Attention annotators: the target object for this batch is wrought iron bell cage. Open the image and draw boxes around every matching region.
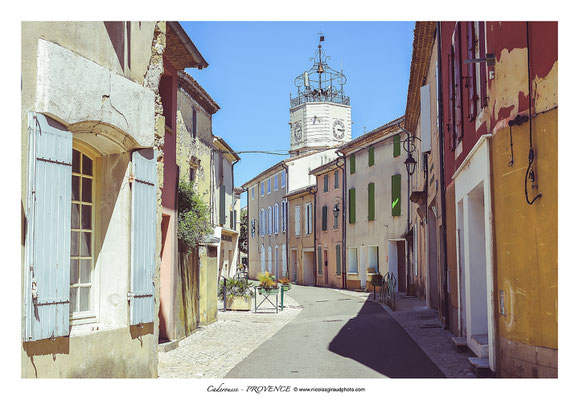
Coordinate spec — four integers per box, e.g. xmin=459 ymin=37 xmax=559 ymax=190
xmin=291 ymin=35 xmax=350 ymax=108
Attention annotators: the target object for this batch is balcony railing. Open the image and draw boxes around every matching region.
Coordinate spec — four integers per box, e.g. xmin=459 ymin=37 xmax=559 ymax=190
xmin=290 ymin=93 xmax=350 ymax=108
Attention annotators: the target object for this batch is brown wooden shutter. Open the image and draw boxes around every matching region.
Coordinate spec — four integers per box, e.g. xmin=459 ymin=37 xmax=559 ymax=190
xmin=454 ymin=22 xmax=463 ymax=140
xmin=478 ymin=21 xmax=488 ymax=108
xmin=448 ymin=48 xmax=456 ymax=150
xmin=466 ymin=21 xmax=477 ymax=120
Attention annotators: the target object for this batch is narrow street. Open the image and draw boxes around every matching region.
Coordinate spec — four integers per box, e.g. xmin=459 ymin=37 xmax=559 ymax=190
xmin=226 ymin=285 xmax=443 ymax=378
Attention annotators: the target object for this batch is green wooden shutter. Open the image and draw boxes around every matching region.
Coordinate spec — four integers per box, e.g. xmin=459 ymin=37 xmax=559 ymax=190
xmin=324 ymin=174 xmax=329 ymax=192
xmin=322 ymin=205 xmax=328 ymax=231
xmin=334 ymin=170 xmax=339 ymax=188
xmin=317 ymin=246 xmax=323 ymax=275
xmin=368 ymin=146 xmax=375 ymax=166
xmin=336 ymin=244 xmax=341 ymax=275
xmin=349 ymin=188 xmax=356 ymax=223
xmin=350 ymin=154 xmax=356 ymax=174
xmin=393 ymin=134 xmax=401 ymax=157
xmin=368 ymin=182 xmax=375 ymax=221
xmin=392 ymin=174 xmax=401 ymax=216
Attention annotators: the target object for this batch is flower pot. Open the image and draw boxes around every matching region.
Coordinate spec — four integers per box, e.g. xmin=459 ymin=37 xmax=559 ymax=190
xmin=226 ymin=296 xmax=252 ymax=311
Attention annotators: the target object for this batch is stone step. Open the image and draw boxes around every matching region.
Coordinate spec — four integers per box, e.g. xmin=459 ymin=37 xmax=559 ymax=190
xmin=158 ymin=340 xmax=179 ymax=353
xmin=468 ymin=357 xmax=494 ymax=378
xmin=472 ymin=334 xmax=489 ymax=346
xmin=451 ymin=336 xmax=468 ymax=352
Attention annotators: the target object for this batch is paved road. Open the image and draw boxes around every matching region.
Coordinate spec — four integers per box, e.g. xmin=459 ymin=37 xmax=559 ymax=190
xmin=226 ymin=285 xmax=444 ymax=378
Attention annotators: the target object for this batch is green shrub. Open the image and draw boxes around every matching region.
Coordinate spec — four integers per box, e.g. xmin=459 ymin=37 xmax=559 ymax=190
xmin=218 ymin=278 xmax=255 ymax=300
xmin=177 ymin=179 xmax=212 ymax=249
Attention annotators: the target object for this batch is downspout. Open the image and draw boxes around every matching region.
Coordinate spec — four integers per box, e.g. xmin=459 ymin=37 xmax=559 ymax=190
xmin=336 ymin=150 xmax=347 ymax=289
xmin=307 ymin=185 xmax=317 ymax=287
xmin=437 ymin=22 xmax=450 ymax=329
xmin=283 ymin=163 xmax=290 ymax=282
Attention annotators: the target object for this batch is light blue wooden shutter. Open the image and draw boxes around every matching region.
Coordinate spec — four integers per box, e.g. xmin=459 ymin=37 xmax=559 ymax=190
xmin=24 ymin=113 xmax=72 ymax=342
xmin=219 ymin=185 xmax=226 ymax=225
xmin=130 ymin=149 xmax=157 ymax=325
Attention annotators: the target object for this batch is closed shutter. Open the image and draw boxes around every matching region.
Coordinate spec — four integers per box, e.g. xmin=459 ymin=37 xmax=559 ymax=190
xmin=368 ymin=146 xmax=375 ymax=166
xmin=454 ymin=23 xmax=463 ymax=140
xmin=349 ymin=188 xmax=356 ymax=223
xmin=448 ymin=47 xmax=456 ymax=150
xmin=393 ymin=134 xmax=401 ymax=157
xmin=295 ymin=206 xmax=301 ymax=236
xmin=24 ymin=113 xmax=72 ymax=342
xmin=478 ymin=21 xmax=488 ymax=108
xmin=317 ymin=246 xmax=323 ymax=275
xmin=322 ymin=205 xmax=328 ymax=231
xmin=334 ymin=170 xmax=339 ymax=188
xmin=392 ymin=174 xmax=401 ymax=216
xmin=130 ymin=148 xmax=157 ymax=325
xmin=219 ymin=185 xmax=226 ymax=225
xmin=336 ymin=244 xmax=341 ymax=275
xmin=420 ymin=84 xmax=432 ymax=153
xmin=350 ymin=154 xmax=356 ymax=174
xmin=368 ymin=182 xmax=375 ymax=221
xmin=324 ymin=175 xmax=329 ymax=192
xmin=282 ymin=244 xmax=287 ymax=277
xmin=466 ymin=21 xmax=477 ymax=120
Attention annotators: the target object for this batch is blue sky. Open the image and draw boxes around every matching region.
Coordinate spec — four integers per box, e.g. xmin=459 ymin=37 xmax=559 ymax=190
xmin=182 ymin=21 xmax=415 ymax=208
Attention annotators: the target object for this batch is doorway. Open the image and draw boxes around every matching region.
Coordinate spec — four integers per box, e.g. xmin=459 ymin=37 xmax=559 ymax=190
xmin=427 ymin=206 xmax=439 ymax=310
xmin=291 ymin=249 xmax=298 ymax=282
xmin=303 ymin=250 xmax=315 ymax=286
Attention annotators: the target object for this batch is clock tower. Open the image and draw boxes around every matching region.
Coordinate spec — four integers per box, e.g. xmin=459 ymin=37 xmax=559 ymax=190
xmin=289 ymin=35 xmax=351 ymax=155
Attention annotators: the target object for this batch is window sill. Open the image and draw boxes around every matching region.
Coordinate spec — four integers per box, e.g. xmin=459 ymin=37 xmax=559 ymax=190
xmin=69 ymin=322 xmax=124 ymax=337
xmin=347 ymin=272 xmax=359 ymax=275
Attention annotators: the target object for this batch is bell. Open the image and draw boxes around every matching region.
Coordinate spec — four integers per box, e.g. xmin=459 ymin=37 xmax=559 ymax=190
xmin=317 ymin=64 xmax=324 ymax=74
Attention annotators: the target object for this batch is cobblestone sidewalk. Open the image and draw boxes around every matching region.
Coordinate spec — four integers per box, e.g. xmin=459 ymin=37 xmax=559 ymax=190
xmin=331 ymin=288 xmax=476 ymax=378
xmin=158 ymin=292 xmax=302 ymax=378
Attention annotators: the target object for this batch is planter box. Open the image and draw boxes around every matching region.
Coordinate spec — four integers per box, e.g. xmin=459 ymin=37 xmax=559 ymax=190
xmin=258 ymin=287 xmax=279 ymax=295
xmin=282 ymin=285 xmax=291 ymax=292
xmin=226 ymin=296 xmax=252 ymax=311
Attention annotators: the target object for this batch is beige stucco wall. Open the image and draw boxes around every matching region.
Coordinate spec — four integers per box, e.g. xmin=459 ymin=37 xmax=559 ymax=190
xmin=344 ymin=133 xmax=408 ymax=291
xmin=288 ymin=192 xmax=315 ymax=285
xmin=21 ymin=22 xmax=163 ymax=378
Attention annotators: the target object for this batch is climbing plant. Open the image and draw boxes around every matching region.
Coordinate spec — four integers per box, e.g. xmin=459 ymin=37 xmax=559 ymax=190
xmin=177 ymin=179 xmax=212 ymax=249
xmin=238 ymin=208 xmax=248 ymax=254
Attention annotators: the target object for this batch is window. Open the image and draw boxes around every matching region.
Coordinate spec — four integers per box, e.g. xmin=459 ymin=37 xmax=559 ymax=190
xmin=268 ymin=206 xmax=272 ymax=235
xmin=322 ymin=205 xmax=328 ymax=231
xmin=333 ymin=205 xmax=339 ymax=229
xmin=334 ymin=170 xmax=339 ymax=189
xmin=274 ymin=175 xmax=278 ymax=191
xmin=348 ymin=248 xmax=358 ymax=273
xmin=368 ymin=182 xmax=375 ymax=221
xmin=350 ymin=154 xmax=356 ymax=174
xmin=453 ymin=23 xmax=463 ymax=143
xmin=70 ymin=148 xmax=95 ymax=317
xmin=393 ymin=134 xmax=401 ymax=157
xmin=260 ymin=208 xmax=265 ymax=236
xmin=295 ymin=205 xmax=301 ymax=236
xmin=466 ymin=21 xmax=478 ymax=121
xmin=336 ymin=244 xmax=342 ymax=275
xmin=268 ymin=246 xmax=272 ymax=273
xmin=274 ymin=203 xmax=279 ymax=234
xmin=368 ymin=146 xmax=375 ymax=166
xmin=281 ymin=170 xmax=286 ymax=188
xmin=323 ymin=175 xmax=329 ymax=192
xmin=392 ymin=174 xmax=401 ymax=216
xmin=267 ymin=178 xmax=271 ymax=194
xmin=317 ymin=246 xmax=323 ymax=275
xmin=189 ymin=167 xmax=196 ymax=182
xmin=261 ymin=182 xmax=264 ymax=197
xmin=261 ymin=244 xmax=266 ymax=272
xmin=251 ymin=219 xmax=255 ymax=238
xmin=192 ymin=106 xmax=197 ymax=138
xmin=281 ymin=200 xmax=287 ymax=232
xmin=305 ymin=203 xmax=312 ymax=235
xmin=368 ymin=246 xmax=379 ymax=273
xmin=349 ymin=188 xmax=356 ymax=223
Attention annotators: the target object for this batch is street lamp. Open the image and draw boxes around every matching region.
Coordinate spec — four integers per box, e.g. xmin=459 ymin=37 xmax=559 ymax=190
xmin=398 ymin=123 xmax=421 ymax=177
xmin=404 ymin=154 xmax=418 ymax=176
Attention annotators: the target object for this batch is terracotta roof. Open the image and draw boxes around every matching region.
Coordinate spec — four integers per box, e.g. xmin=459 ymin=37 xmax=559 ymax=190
xmin=404 ymin=22 xmax=437 ymax=135
xmin=213 ymin=136 xmax=240 ymax=162
xmin=309 ymin=158 xmax=344 ymax=176
xmin=165 ymin=22 xmax=208 ymax=70
xmin=241 ymin=148 xmax=330 ymax=189
xmin=178 ymin=71 xmax=220 ymax=114
xmin=338 ymin=116 xmax=405 ymax=154
xmin=284 ymin=184 xmax=317 ymax=199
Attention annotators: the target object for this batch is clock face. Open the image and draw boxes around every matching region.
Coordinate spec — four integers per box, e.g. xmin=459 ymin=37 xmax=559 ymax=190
xmin=293 ymin=121 xmax=303 ymax=142
xmin=333 ymin=119 xmax=345 ymax=139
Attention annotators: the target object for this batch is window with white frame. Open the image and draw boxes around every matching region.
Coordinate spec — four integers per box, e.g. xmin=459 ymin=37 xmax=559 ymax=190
xmin=261 ymin=244 xmax=266 ymax=272
xmin=305 ymin=202 xmax=312 ymax=235
xmin=267 ymin=246 xmax=272 ymax=272
xmin=267 ymin=178 xmax=271 ymax=194
xmin=274 ymin=175 xmax=278 ymax=191
xmin=70 ymin=148 xmax=95 ymax=318
xmin=295 ymin=205 xmax=301 ymax=236
xmin=274 ymin=203 xmax=279 ymax=234
xmin=261 ymin=182 xmax=264 ymax=197
xmin=281 ymin=170 xmax=286 ymax=188
xmin=260 ymin=208 xmax=265 ymax=236
xmin=281 ymin=200 xmax=287 ymax=232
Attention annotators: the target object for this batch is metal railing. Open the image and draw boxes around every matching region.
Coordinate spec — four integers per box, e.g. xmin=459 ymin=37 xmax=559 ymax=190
xmin=290 ymin=93 xmax=350 ymax=108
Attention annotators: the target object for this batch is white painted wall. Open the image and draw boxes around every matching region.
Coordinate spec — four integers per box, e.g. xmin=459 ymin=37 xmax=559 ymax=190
xmin=286 ymin=149 xmax=338 ymax=193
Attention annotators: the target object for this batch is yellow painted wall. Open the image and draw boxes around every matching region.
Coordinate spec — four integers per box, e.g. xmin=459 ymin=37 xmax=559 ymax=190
xmin=491 ymin=109 xmax=557 ymax=349
xmin=199 ymin=246 xmax=218 ymax=325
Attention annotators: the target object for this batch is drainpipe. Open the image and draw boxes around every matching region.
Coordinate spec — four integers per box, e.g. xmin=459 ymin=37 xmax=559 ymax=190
xmin=307 ymin=185 xmax=317 ymax=287
xmin=336 ymin=149 xmax=347 ymax=289
xmin=437 ymin=22 xmax=450 ymax=329
xmin=283 ymin=163 xmax=290 ymax=281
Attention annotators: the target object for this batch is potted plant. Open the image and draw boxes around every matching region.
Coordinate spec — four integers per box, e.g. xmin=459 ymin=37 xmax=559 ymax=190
xmin=278 ymin=276 xmax=292 ymax=291
xmin=257 ymin=272 xmax=279 ymax=295
xmin=218 ymin=277 xmax=255 ymax=311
